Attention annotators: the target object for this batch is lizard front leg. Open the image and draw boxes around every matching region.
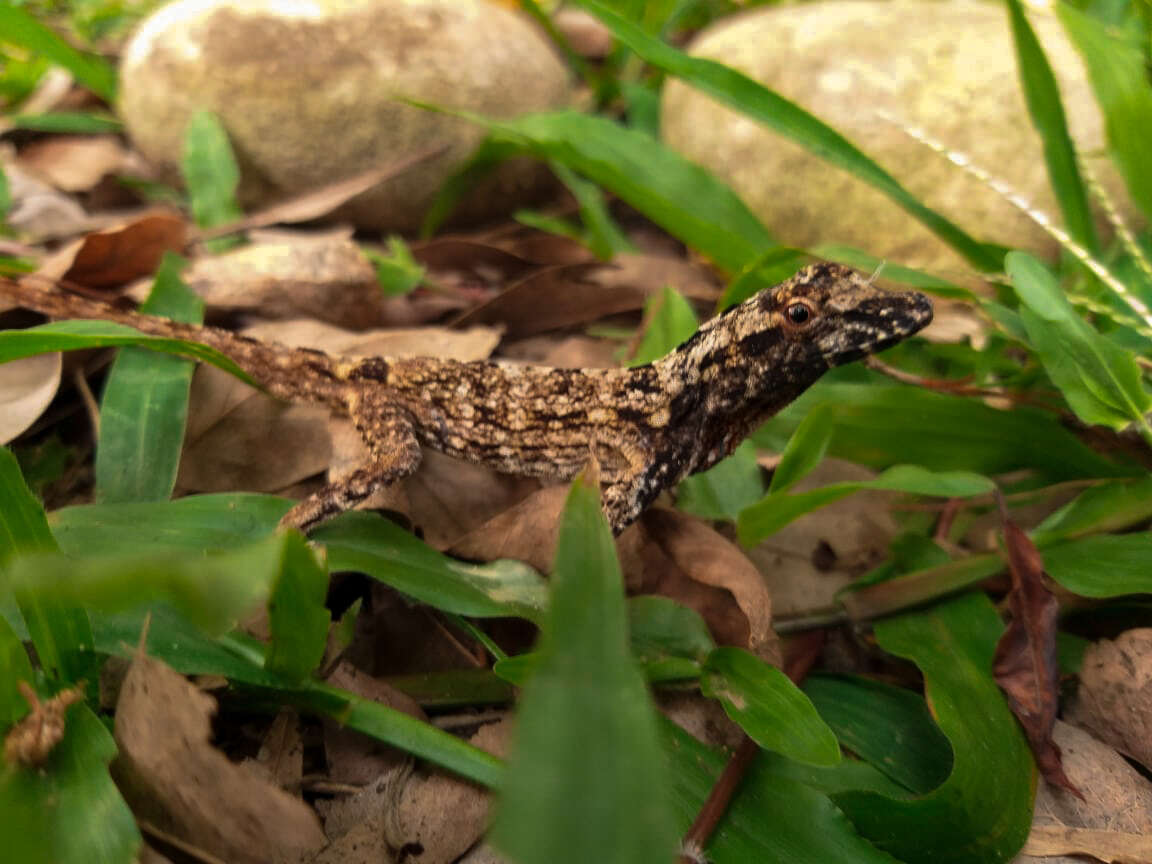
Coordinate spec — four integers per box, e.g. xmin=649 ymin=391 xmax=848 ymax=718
xmin=279 ymin=403 xmax=421 ymax=533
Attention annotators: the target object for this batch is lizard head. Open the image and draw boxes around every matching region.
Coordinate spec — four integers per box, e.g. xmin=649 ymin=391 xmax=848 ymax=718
xmin=762 ymin=262 xmax=933 ymax=367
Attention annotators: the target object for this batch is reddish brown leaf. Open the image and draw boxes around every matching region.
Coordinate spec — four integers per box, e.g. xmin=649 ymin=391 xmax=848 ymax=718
xmin=993 ymin=492 xmax=1080 ymax=796
xmin=39 ymin=211 xmax=187 ymax=289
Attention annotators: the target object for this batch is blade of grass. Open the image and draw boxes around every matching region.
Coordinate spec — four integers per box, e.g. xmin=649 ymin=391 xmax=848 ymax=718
xmin=94 ymin=254 xmax=203 ymax=503
xmin=572 ymin=0 xmax=1001 ymax=271
xmin=181 ymin=111 xmax=243 ymax=249
xmin=0 ymin=448 xmax=93 ymax=681
xmin=1057 ymin=2 xmax=1152 ymax=222
xmin=492 ymin=470 xmax=678 ymax=864
xmin=0 ymin=6 xmax=117 ymax=101
xmin=1006 ymin=0 xmax=1097 ymax=253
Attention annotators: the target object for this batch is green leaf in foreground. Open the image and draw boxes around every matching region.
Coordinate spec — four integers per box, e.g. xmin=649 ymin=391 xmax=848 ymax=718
xmin=1058 ymin=3 xmax=1152 ymax=221
xmin=492 ymin=472 xmax=677 ymax=864
xmin=665 ymin=723 xmax=897 ymax=864
xmin=768 ymin=402 xmax=836 ymax=493
xmin=0 ymin=613 xmax=34 ymax=728
xmin=1005 ymin=0 xmax=1097 ymax=253
xmin=676 ymin=440 xmax=765 ymax=521
xmin=0 ymin=448 xmax=93 ymax=682
xmin=5 ymin=112 xmax=122 ymax=134
xmin=2 ymin=534 xmax=293 ymax=637
xmin=0 ymin=702 xmax=140 ymax=864
xmin=95 ymin=254 xmax=203 ymax=504
xmin=573 ymin=0 xmax=1000 ymax=271
xmin=1031 ymin=476 xmax=1152 ymax=543
xmin=0 ymin=319 xmax=253 ymax=384
xmin=181 ymin=110 xmax=243 ymax=234
xmin=804 ymin=674 xmax=953 ymax=795
xmin=701 ymin=646 xmax=841 ymax=766
xmin=1007 ymin=252 xmax=1151 ymax=437
xmin=834 ymin=593 xmax=1034 ymax=863
xmin=264 ymin=532 xmax=330 ymax=681
xmin=0 ymin=5 xmax=118 ymax=101
xmin=1041 ymin=534 xmax=1152 ymax=598
xmin=738 ymin=465 xmax=994 ymax=545
xmin=630 ymin=283 xmax=699 ymax=366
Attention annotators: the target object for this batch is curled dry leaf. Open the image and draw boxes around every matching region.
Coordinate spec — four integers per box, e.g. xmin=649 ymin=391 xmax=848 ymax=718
xmin=1067 ymin=629 xmax=1152 ymax=772
xmin=36 ymin=210 xmax=187 ymax=288
xmin=17 ymin=136 xmax=128 ymax=193
xmin=113 ymin=653 xmax=327 ymax=864
xmin=627 ymin=508 xmax=778 ymax=662
xmin=453 ymin=253 xmax=720 ymax=337
xmin=0 ymin=352 xmax=62 ymax=445
xmin=3 ymin=681 xmax=85 ymax=768
xmin=1020 ymin=722 xmax=1152 ymax=864
xmin=993 ymin=499 xmax=1077 ymax=796
xmin=452 ymin=491 xmax=777 ymax=659
xmin=184 ymin=235 xmax=385 ymax=329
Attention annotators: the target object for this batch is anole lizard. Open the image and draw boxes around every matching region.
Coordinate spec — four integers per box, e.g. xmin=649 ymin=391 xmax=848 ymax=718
xmin=0 ymin=263 xmax=931 ymax=533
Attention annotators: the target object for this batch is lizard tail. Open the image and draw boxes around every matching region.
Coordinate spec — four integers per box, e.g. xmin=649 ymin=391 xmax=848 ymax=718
xmin=0 ymin=276 xmax=351 ymax=408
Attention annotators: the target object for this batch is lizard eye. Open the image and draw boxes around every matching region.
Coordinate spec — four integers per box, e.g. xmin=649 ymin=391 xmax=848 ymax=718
xmin=786 ymin=302 xmax=813 ymax=326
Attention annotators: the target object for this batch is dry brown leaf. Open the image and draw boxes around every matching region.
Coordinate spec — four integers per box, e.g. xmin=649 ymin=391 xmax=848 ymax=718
xmin=448 ymin=485 xmax=569 ymax=573
xmin=1023 ymin=826 xmax=1152 ymax=863
xmin=2 ymin=162 xmax=90 ymax=242
xmin=627 ymin=508 xmax=778 ymax=662
xmin=113 ymin=653 xmax=327 ymax=864
xmin=198 ymin=147 xmax=448 ymax=239
xmin=35 ymin=210 xmax=187 ymax=288
xmin=17 ymin=135 xmax=127 ymax=192
xmin=256 ymin=708 xmax=305 ymax=791
xmin=0 ymin=352 xmax=61 ymax=445
xmin=3 ymin=681 xmax=85 ymax=768
xmin=1019 ymin=722 xmax=1152 ymax=864
xmin=1067 ymin=629 xmax=1152 ymax=771
xmin=745 ymin=460 xmax=897 ymax=620
xmin=184 ymin=235 xmax=382 ymax=328
xmin=993 ymin=496 xmax=1076 ymax=796
xmin=413 ymin=237 xmax=539 ymax=280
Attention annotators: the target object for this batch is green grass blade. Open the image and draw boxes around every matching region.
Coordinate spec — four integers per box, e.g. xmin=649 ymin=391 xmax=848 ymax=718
xmin=1057 ymin=3 xmax=1152 ymax=221
xmin=701 ymin=646 xmax=841 ymax=766
xmin=264 ymin=532 xmax=330 ymax=681
xmin=181 ymin=110 xmax=243 ymax=235
xmin=768 ymin=402 xmax=836 ymax=493
xmin=479 ymin=111 xmax=778 ymax=273
xmin=5 ymin=112 xmax=122 ymax=133
xmin=0 ymin=703 xmax=140 ymax=864
xmin=0 ymin=6 xmax=117 ymax=101
xmin=739 ymin=465 xmax=993 ymax=545
xmin=1007 ymin=252 xmax=1152 ymax=437
xmin=573 ymin=0 xmax=1001 ymax=271
xmin=1032 ymin=476 xmax=1152 ymax=542
xmin=804 ymin=674 xmax=953 ymax=795
xmin=1006 ymin=0 xmax=1097 ymax=252
xmin=1041 ymin=534 xmax=1152 ymax=597
xmin=835 ymin=593 xmax=1034 ymax=863
xmin=95 ymin=254 xmax=203 ymax=503
xmin=0 ymin=319 xmax=254 ymax=384
xmin=0 ymin=613 xmax=34 ymax=727
xmin=0 ymin=448 xmax=93 ymax=681
xmin=492 ymin=471 xmax=678 ymax=864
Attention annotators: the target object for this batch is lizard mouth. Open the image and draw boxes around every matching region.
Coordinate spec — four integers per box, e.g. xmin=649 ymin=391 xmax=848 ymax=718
xmin=823 ymin=291 xmax=933 ymax=366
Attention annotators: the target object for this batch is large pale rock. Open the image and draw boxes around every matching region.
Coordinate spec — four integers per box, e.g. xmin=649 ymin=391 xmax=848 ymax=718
xmin=119 ymin=0 xmax=571 ymax=230
xmin=662 ymin=2 xmax=1116 ymax=278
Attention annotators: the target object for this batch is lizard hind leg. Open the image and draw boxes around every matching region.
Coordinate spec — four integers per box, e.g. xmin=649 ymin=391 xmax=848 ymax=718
xmin=279 ymin=407 xmax=422 ymax=534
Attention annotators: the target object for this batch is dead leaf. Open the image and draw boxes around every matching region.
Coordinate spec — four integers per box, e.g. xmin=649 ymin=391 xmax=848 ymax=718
xmin=992 ymin=494 xmax=1077 ymax=796
xmin=553 ymin=8 xmax=615 ymax=58
xmin=18 ymin=136 xmax=127 ymax=192
xmin=1022 ymin=826 xmax=1152 ymax=864
xmin=36 ymin=210 xmax=187 ymax=288
xmin=413 ymin=237 xmax=539 ymax=281
xmin=0 ymin=352 xmax=62 ymax=445
xmin=255 ymin=708 xmax=305 ymax=791
xmin=184 ymin=235 xmax=382 ymax=329
xmin=3 ymin=681 xmax=85 ymax=768
xmin=113 ymin=653 xmax=327 ymax=864
xmin=1021 ymin=721 xmax=1152 ymax=863
xmin=2 ymin=162 xmax=91 ymax=242
xmin=198 ymin=146 xmax=449 ymax=239
xmin=628 ymin=508 xmax=779 ymax=662
xmin=448 ymin=485 xmax=569 ymax=573
xmin=1068 ymin=628 xmax=1152 ymax=772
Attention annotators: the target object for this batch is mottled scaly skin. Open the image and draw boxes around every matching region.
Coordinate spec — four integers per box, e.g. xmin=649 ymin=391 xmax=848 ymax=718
xmin=0 ymin=263 xmax=932 ymax=532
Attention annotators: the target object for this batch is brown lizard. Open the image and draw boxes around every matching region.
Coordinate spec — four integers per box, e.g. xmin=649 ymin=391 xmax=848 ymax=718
xmin=0 ymin=263 xmax=932 ymax=533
